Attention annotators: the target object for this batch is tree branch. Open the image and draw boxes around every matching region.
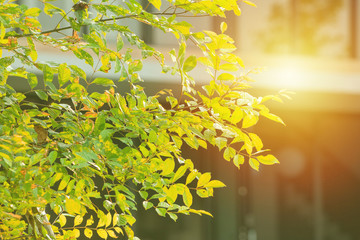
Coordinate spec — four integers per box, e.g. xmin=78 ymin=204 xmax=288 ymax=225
xmin=6 ymin=11 xmax=206 ymax=39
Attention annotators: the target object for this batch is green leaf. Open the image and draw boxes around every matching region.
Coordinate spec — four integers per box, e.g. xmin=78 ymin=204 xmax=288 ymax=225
xmin=27 ymin=73 xmax=38 ymax=89
xmin=0 ymin=176 xmax=6 ymax=183
xmin=117 ymin=33 xmax=124 ymax=51
xmin=155 ymin=208 xmax=167 ymax=217
xmin=139 ymin=191 xmax=148 ymax=200
xmin=143 ymin=201 xmax=153 ymax=210
xmin=257 ymin=154 xmax=279 ymax=165
xmin=70 ymin=65 xmax=87 ymax=80
xmin=178 ymin=42 xmax=186 ymax=65
xmin=58 ymin=63 xmax=71 ymax=87
xmin=183 ymin=55 xmax=197 ymax=72
xmin=73 ymin=48 xmax=94 ymax=66
xmin=43 ymin=64 xmax=53 ymax=83
xmin=129 ymin=59 xmax=143 ymax=73
xmin=148 ymin=130 xmax=157 ymax=143
xmin=168 ymin=212 xmax=178 ymax=222
xmin=91 ymin=77 xmax=115 ymax=86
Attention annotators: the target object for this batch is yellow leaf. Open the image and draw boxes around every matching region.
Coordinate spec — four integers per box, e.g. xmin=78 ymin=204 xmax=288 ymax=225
xmin=65 ymin=199 xmax=81 ymax=215
xmin=97 ymin=213 xmax=106 ymax=228
xmin=59 ymin=214 xmax=66 ymax=227
xmin=233 ymin=5 xmax=242 ymax=16
xmin=148 ymin=0 xmax=161 ymax=10
xmin=233 ymin=154 xmax=245 ymax=169
xmin=261 ymin=111 xmax=285 ymax=125
xmin=0 ymin=22 xmax=5 ymax=39
xmin=167 ymin=185 xmax=178 ymax=204
xmin=29 ymin=50 xmax=38 ymax=62
xmin=74 ymin=215 xmax=83 ymax=226
xmin=220 ymin=22 xmax=227 ymax=33
xmin=107 ymin=230 xmax=117 ymax=238
xmin=161 ymin=158 xmax=175 ymax=176
xmin=112 ymin=213 xmax=118 ymax=226
xmin=196 ymin=209 xmax=213 ymax=217
xmin=58 ymin=177 xmax=69 ymax=191
xmin=86 ymin=216 xmax=94 ymax=226
xmin=197 ymin=172 xmax=211 ymax=188
xmin=84 ymin=228 xmax=93 ymax=239
xmin=105 ymin=212 xmax=112 ymax=228
xmin=248 ymin=133 xmax=263 ymax=151
xmin=249 ymin=158 xmax=259 ymax=171
xmin=243 ymin=0 xmax=257 ymax=7
xmin=124 ymin=226 xmax=134 ymax=239
xmin=242 ymin=113 xmax=258 ymax=128
xmin=230 ymin=107 xmax=243 ymax=124
xmin=97 ymin=229 xmax=108 ymax=239
xmin=114 ymin=227 xmax=123 ymax=235
xmin=183 ymin=186 xmax=193 ymax=207
xmin=257 ymin=154 xmax=279 ymax=165
xmin=185 ymin=171 xmax=197 ymax=185
xmin=72 ymin=229 xmax=80 ymax=238
xmin=204 ymin=180 xmax=226 ymax=188
xmin=124 ymin=214 xmax=136 ymax=226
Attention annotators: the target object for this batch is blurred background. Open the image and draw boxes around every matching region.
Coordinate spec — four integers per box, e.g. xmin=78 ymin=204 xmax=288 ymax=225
xmin=16 ymin=0 xmax=360 ymax=239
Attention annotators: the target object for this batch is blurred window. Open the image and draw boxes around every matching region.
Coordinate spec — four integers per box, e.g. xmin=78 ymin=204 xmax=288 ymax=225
xmin=238 ymin=0 xmax=356 ymax=58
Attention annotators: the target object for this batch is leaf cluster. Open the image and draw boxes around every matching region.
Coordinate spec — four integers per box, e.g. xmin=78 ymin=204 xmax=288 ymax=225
xmin=0 ymin=0 xmax=290 ymax=239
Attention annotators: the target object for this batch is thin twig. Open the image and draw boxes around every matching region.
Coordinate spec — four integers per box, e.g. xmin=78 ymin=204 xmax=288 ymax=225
xmin=6 ymin=11 xmax=208 ymax=39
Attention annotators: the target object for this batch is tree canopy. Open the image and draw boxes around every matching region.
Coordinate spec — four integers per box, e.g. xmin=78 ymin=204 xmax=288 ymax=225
xmin=0 ymin=0 xmax=290 ymax=239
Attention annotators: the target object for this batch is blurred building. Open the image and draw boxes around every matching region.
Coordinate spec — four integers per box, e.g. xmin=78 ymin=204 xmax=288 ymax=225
xmin=14 ymin=0 xmax=360 ymax=239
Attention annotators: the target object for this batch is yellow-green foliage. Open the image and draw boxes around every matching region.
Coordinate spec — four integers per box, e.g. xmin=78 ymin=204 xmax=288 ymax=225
xmin=0 ymin=0 xmax=290 ymax=239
